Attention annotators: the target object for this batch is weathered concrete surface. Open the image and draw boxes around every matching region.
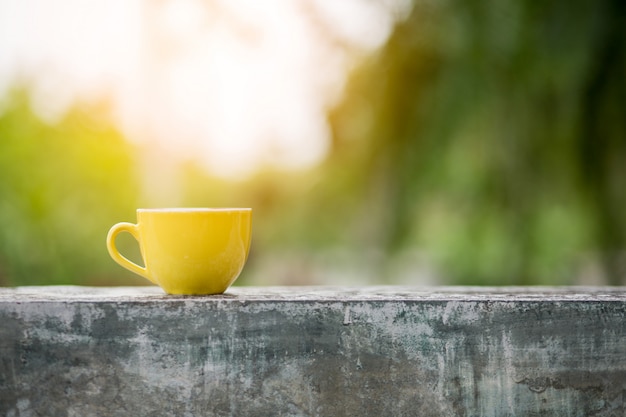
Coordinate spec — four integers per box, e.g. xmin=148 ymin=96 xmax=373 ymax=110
xmin=1 ymin=286 xmax=626 ymax=416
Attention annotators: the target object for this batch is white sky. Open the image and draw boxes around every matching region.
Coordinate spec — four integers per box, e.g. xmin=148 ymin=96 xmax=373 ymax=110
xmin=0 ymin=0 xmax=410 ymax=178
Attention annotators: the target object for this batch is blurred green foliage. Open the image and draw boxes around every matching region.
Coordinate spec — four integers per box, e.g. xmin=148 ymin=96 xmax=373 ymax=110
xmin=0 ymin=0 xmax=624 ymax=286
xmin=0 ymin=90 xmax=140 ymax=285
xmin=328 ymin=0 xmax=626 ymax=284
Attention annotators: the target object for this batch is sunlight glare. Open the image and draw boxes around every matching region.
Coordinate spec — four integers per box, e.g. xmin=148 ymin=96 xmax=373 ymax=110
xmin=0 ymin=0 xmax=404 ymax=178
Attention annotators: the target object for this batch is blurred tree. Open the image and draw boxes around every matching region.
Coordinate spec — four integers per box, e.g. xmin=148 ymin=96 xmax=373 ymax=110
xmin=328 ymin=0 xmax=626 ymax=284
xmin=1 ymin=0 xmax=623 ymax=287
xmin=0 ymin=89 xmax=140 ymax=286
xmin=577 ymin=0 xmax=626 ymax=284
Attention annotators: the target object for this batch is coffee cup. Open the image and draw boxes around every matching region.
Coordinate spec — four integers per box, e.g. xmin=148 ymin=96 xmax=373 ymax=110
xmin=106 ymin=208 xmax=252 ymax=295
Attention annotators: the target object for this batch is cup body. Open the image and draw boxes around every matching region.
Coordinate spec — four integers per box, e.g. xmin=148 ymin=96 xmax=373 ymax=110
xmin=107 ymin=208 xmax=252 ymax=295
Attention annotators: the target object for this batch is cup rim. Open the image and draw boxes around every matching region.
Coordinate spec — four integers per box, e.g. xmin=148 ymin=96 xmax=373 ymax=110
xmin=137 ymin=208 xmax=252 ymax=213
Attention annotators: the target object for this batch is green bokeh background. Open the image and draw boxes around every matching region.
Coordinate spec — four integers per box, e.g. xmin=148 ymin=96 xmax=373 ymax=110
xmin=1 ymin=0 xmax=624 ymax=286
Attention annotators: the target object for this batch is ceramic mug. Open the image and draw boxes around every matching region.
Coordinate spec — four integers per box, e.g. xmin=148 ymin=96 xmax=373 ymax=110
xmin=106 ymin=208 xmax=252 ymax=295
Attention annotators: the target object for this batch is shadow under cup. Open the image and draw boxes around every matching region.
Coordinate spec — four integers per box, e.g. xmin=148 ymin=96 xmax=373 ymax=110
xmin=107 ymin=208 xmax=252 ymax=295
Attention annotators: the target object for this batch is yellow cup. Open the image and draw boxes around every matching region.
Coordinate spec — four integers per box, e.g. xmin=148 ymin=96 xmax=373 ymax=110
xmin=106 ymin=208 xmax=252 ymax=295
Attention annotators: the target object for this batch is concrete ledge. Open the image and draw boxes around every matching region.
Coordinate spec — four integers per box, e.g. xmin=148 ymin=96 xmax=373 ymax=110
xmin=1 ymin=286 xmax=626 ymax=416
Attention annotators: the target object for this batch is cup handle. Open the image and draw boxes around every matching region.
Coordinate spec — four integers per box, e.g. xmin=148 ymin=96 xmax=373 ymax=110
xmin=106 ymin=222 xmax=156 ymax=285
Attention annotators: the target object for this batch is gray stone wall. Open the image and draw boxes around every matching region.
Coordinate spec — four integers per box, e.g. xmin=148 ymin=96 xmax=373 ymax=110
xmin=1 ymin=286 xmax=625 ymax=416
